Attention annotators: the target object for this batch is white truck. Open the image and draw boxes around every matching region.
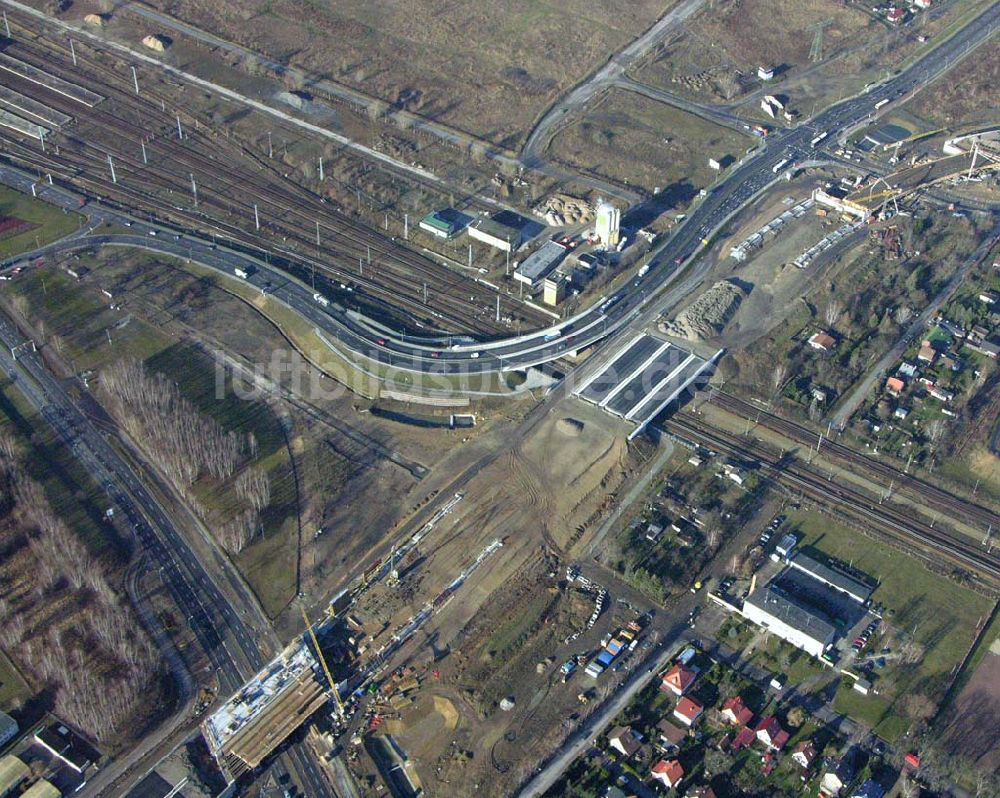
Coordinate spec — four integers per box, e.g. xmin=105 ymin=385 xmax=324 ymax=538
xmin=313 ymin=292 xmax=330 ymax=308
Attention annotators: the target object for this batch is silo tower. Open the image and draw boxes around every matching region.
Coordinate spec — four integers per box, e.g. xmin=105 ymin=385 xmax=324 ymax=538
xmin=594 ymin=200 xmax=621 ymax=248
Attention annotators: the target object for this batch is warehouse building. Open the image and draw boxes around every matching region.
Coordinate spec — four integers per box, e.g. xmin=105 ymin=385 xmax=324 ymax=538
xmin=515 ymin=240 xmax=567 ymax=287
xmin=468 ymin=216 xmax=521 ymax=252
xmin=787 ymin=553 xmax=874 ymax=604
xmin=742 ymin=584 xmax=836 ymax=658
xmin=34 ymin=724 xmax=93 ymax=775
xmin=419 ymin=209 xmax=467 ymax=239
xmin=21 ymin=780 xmax=60 ymax=798
xmin=0 ymin=755 xmax=29 ymax=798
xmin=0 ymin=713 xmax=17 ymax=748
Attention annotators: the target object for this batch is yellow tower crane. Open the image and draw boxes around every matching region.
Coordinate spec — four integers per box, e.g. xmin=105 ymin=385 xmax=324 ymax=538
xmin=301 ymin=603 xmax=345 ymax=719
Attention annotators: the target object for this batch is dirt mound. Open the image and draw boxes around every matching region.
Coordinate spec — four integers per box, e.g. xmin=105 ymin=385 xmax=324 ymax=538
xmin=434 ymin=695 xmax=459 ymax=731
xmin=661 ymin=279 xmax=748 ymax=340
xmin=556 ymin=417 xmax=584 ymax=437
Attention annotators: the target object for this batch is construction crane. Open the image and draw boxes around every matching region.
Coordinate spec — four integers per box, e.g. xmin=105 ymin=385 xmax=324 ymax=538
xmin=300 ymin=603 xmax=345 ymax=719
xmin=808 ymin=18 xmax=833 ymax=62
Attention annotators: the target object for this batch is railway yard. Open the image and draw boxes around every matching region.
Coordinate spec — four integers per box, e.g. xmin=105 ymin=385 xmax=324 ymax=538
xmin=0 ymin=1 xmax=999 ymax=798
xmin=0 ymin=17 xmax=548 ymax=337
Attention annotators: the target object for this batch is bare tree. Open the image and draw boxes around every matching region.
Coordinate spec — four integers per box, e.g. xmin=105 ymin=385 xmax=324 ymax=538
xmin=825 ymin=299 xmax=843 ymax=328
xmin=771 ymin=363 xmax=788 ymax=398
xmin=236 ymin=467 xmax=271 ymax=513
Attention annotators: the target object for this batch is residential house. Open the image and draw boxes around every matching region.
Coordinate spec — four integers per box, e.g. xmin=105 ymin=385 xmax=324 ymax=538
xmin=913 ymin=0 xmax=932 ymax=8
xmin=645 ymin=523 xmax=664 ymax=543
xmin=650 ymin=759 xmax=684 ymax=790
xmin=730 ymin=726 xmax=756 ymax=751
xmin=893 ymin=406 xmax=909 ymax=420
xmin=852 ymin=780 xmax=886 ymax=798
xmin=887 ymin=6 xmax=908 ymax=23
xmin=685 ymin=788 xmax=717 ymax=798
xmin=792 ymin=740 xmax=817 ymax=770
xmin=917 ymin=340 xmax=937 ymax=363
xmin=820 ymin=747 xmax=860 ymax=797
xmin=929 ymin=387 xmax=954 ymax=402
xmin=979 ymin=291 xmax=998 ymax=305
xmin=720 ymin=696 xmax=753 ymax=727
xmin=661 ymin=664 xmax=698 ymax=696
xmin=808 ymin=332 xmax=837 ymax=352
xmin=608 ymin=726 xmax=642 ymax=759
xmin=898 ymin=362 xmax=917 ymax=378
xmin=904 ymin=752 xmax=921 ymax=771
xmin=657 ymin=718 xmax=687 ymax=751
xmin=885 ymin=376 xmax=905 ymax=397
xmin=968 ymin=338 xmax=1000 ymax=359
xmin=755 ymin=716 xmax=789 ymax=751
xmin=673 ymin=696 xmax=704 ymax=727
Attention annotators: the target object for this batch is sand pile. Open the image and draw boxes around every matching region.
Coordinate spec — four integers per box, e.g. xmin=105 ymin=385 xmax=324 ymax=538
xmin=661 ymin=280 xmax=748 ymax=340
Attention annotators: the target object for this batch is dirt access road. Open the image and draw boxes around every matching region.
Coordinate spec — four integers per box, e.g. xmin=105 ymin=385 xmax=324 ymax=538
xmin=520 ymin=0 xmax=708 ymax=169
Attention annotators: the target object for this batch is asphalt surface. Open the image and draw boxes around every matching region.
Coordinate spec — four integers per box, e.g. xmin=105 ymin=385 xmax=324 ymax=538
xmin=0 ymin=318 xmax=336 ymax=795
xmin=3 ymin=3 xmax=1000 ymax=387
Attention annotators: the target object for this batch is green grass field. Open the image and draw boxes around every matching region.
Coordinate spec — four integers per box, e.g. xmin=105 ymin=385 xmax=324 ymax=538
xmin=0 ymin=649 xmax=30 ymax=716
xmin=0 ymin=186 xmax=80 ymax=260
xmin=787 ymin=509 xmax=993 ymax=741
xmin=145 ymin=343 xmax=299 ymax=617
xmin=2 ymin=261 xmax=299 ymax=616
xmin=4 ymin=266 xmax=171 ymax=371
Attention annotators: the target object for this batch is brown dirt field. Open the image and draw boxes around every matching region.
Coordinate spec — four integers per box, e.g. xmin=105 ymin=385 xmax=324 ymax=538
xmin=634 ymin=0 xmax=876 ymax=103
xmin=548 ymin=89 xmax=751 ymax=196
xmin=131 ymin=0 xmax=671 ymax=147
xmin=904 ymin=40 xmax=1000 ymax=129
xmin=940 ymin=650 xmax=1000 ymax=774
xmin=634 ymin=0 xmax=989 ymax=119
xmin=349 ymin=405 xmax=649 ymax=794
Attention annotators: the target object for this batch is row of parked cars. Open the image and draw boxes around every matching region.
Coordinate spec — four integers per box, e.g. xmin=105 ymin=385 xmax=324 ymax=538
xmin=852 ymin=618 xmax=880 ymax=653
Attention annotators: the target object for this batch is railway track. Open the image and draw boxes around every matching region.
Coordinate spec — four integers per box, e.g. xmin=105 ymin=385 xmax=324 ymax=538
xmin=663 ymin=413 xmax=1000 ymax=586
xmin=0 ymin=17 xmax=545 ymax=336
xmin=707 ymin=391 xmax=1000 ymax=536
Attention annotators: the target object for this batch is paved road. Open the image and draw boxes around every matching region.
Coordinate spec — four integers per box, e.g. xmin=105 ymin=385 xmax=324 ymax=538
xmin=0 ymin=314 xmax=337 ymax=796
xmin=521 ymin=0 xmax=709 ymax=168
xmin=4 ymin=2 xmax=1000 ymax=386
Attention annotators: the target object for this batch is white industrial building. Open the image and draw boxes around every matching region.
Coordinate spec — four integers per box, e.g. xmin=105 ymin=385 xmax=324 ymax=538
xmin=468 ymin=216 xmax=521 ymax=252
xmin=595 ymin=200 xmax=621 ymax=247
xmin=515 ymin=240 xmax=568 ymax=287
xmin=742 ymin=585 xmax=835 ymax=658
xmin=787 ymin=553 xmax=873 ymax=604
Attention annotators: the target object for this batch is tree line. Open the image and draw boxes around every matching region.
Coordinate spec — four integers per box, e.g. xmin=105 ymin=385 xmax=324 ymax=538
xmin=0 ymin=431 xmax=161 ymax=741
xmin=101 ymin=359 xmax=271 ymax=554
